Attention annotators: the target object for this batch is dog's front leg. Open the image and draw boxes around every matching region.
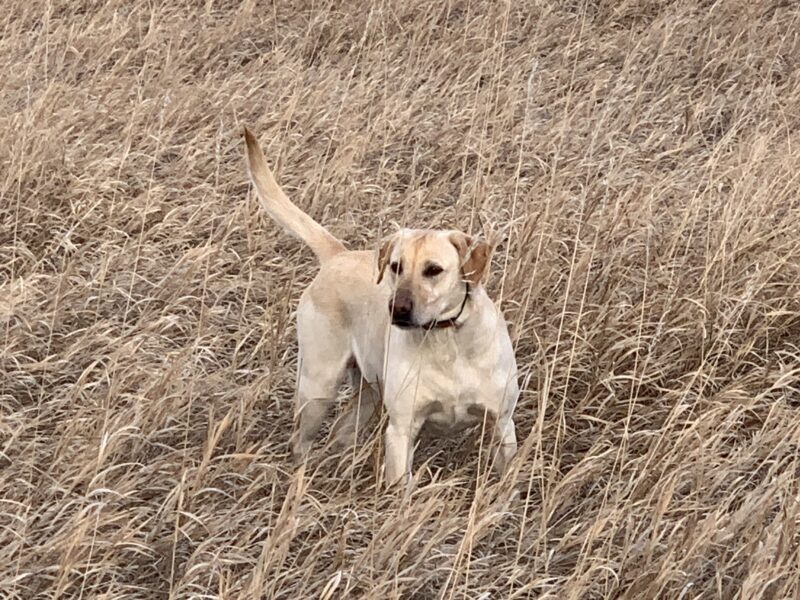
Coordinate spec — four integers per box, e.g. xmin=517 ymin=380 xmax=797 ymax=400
xmin=384 ymin=420 xmax=415 ymax=488
xmin=492 ymin=415 xmax=518 ymax=475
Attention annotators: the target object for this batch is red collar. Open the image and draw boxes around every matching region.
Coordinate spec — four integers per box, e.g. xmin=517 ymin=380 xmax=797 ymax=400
xmin=419 ymin=282 xmax=471 ymax=330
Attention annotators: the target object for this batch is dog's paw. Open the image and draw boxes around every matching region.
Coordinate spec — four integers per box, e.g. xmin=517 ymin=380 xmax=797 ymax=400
xmin=291 ymin=437 xmax=312 ymax=465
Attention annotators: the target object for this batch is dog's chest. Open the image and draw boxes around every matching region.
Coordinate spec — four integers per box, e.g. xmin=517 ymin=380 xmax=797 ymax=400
xmin=421 ymin=398 xmax=486 ymax=432
xmin=415 ymin=351 xmax=499 ymax=431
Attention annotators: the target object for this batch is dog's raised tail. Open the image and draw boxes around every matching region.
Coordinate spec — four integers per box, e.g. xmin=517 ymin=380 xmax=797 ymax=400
xmin=244 ymin=127 xmax=345 ymax=263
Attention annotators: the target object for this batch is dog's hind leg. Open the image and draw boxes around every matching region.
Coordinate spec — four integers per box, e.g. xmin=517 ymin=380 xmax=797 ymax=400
xmin=292 ymin=306 xmax=350 ymax=461
xmin=331 ymin=371 xmax=381 ymax=450
xmin=293 ymin=354 xmax=348 ymax=461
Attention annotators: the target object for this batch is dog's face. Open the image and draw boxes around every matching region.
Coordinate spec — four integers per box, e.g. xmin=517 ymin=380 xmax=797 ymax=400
xmin=376 ymin=229 xmax=490 ymax=329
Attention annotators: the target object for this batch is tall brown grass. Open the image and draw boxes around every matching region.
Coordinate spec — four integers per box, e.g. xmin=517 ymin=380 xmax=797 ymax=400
xmin=2 ymin=1 xmax=800 ymax=598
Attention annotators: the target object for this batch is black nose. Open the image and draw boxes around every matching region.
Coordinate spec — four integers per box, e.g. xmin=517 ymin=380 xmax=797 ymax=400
xmin=390 ymin=289 xmax=414 ymax=325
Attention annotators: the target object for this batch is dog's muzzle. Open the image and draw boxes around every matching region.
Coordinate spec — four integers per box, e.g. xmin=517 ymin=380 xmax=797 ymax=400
xmin=389 ymin=289 xmax=415 ymax=328
xmin=389 ymin=283 xmax=471 ymax=331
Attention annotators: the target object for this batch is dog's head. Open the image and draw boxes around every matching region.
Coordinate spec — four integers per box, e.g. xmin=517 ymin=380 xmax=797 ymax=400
xmin=376 ymin=229 xmax=491 ymax=329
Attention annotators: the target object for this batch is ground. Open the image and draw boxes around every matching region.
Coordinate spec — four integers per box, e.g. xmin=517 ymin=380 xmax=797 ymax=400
xmin=2 ymin=1 xmax=800 ymax=598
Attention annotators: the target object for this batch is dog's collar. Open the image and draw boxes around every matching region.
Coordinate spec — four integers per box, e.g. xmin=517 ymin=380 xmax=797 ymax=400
xmin=419 ymin=282 xmax=471 ymax=330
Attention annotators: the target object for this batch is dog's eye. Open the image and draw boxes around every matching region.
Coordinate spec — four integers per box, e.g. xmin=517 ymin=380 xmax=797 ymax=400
xmin=423 ymin=264 xmax=444 ymax=278
xmin=390 ymin=261 xmax=402 ymax=275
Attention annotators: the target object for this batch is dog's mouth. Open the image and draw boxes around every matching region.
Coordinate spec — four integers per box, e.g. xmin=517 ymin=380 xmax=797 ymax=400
xmin=391 ymin=316 xmax=417 ymax=329
xmin=391 ymin=316 xmax=448 ymax=331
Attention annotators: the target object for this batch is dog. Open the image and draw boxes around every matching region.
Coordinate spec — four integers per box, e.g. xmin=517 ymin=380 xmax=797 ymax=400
xmin=244 ymin=127 xmax=519 ymax=487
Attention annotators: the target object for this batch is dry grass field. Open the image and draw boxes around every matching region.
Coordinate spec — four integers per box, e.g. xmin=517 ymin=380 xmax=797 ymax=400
xmin=3 ymin=0 xmax=800 ymax=598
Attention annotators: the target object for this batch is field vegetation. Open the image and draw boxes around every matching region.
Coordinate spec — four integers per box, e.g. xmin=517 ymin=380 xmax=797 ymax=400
xmin=2 ymin=1 xmax=800 ymax=597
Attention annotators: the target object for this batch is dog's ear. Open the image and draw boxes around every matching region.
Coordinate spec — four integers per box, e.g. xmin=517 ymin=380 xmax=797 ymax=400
xmin=376 ymin=235 xmax=396 ymax=284
xmin=449 ymin=232 xmax=491 ymax=285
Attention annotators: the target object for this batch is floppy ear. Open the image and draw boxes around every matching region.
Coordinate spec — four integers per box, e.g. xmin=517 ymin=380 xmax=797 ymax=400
xmin=376 ymin=236 xmax=396 ymax=284
xmin=449 ymin=232 xmax=491 ymax=285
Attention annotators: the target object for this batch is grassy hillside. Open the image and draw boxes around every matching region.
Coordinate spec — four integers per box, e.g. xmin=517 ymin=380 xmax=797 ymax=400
xmin=2 ymin=1 xmax=800 ymax=597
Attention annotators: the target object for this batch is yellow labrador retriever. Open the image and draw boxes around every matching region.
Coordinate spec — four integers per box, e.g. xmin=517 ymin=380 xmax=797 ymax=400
xmin=244 ymin=127 xmax=518 ymax=487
